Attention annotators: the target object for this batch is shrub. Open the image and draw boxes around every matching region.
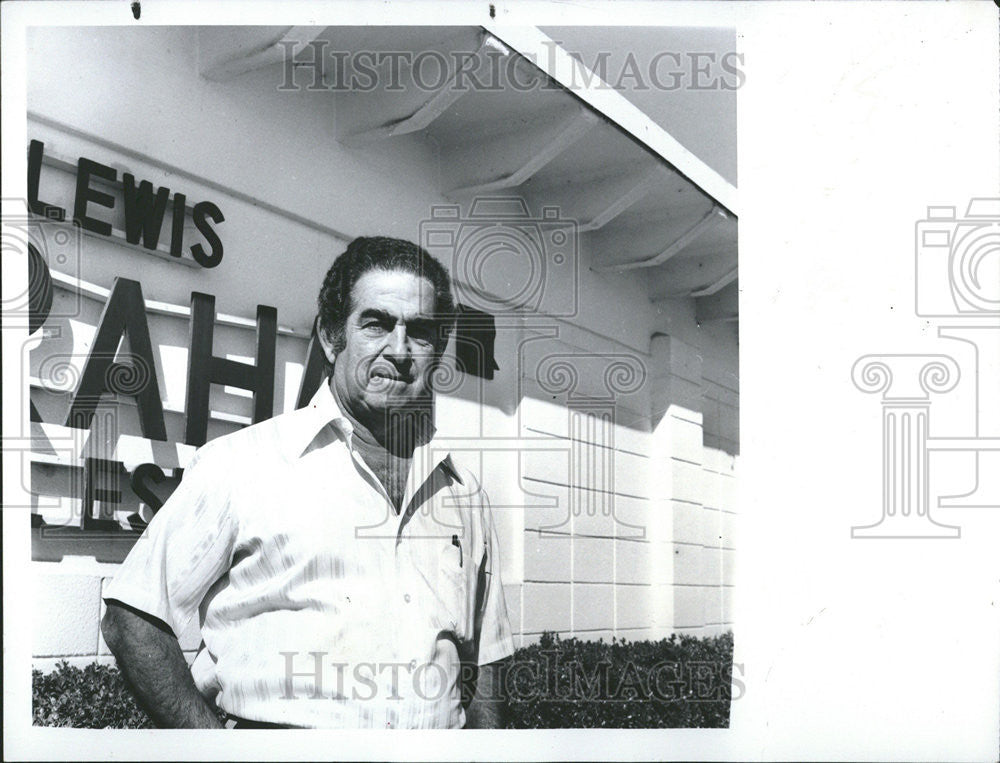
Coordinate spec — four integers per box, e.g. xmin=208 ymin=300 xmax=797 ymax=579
xmin=33 ymin=631 xmax=735 ymax=729
xmin=503 ymin=631 xmax=735 ymax=728
xmin=32 ymin=661 xmax=153 ymax=729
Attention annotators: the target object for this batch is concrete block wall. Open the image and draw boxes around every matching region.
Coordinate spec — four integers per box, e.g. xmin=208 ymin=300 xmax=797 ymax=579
xmin=505 ymin=320 xmax=667 ymax=648
xmin=502 ymin=319 xmax=739 ymax=648
xmin=700 ymin=321 xmax=739 ymax=635
xmin=647 ymin=330 xmax=739 ymax=639
xmin=31 ymin=564 xmax=203 ymax=674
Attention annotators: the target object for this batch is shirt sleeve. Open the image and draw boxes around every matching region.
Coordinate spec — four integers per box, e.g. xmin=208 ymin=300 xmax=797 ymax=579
xmin=102 ymin=440 xmax=239 ymax=638
xmin=474 ymin=493 xmax=516 ymax=667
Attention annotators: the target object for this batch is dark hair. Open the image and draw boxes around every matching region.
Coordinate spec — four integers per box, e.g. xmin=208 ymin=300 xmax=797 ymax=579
xmin=317 ymin=236 xmax=455 ymax=355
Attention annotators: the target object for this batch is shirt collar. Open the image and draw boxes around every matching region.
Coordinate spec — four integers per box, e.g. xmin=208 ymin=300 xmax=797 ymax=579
xmin=292 ymin=380 xmax=463 ymax=485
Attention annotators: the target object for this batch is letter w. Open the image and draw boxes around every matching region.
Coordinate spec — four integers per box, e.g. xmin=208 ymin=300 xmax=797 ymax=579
xmin=122 ymin=173 xmax=170 ymax=250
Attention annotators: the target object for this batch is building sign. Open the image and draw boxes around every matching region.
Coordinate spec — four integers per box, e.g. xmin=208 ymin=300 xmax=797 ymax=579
xmin=28 ymin=261 xmax=327 ymax=546
xmin=28 ymin=139 xmax=226 ymax=267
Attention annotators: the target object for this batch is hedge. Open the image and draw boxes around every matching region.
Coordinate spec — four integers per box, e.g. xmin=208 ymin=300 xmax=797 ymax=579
xmin=33 ymin=631 xmax=735 ymax=729
xmin=505 ymin=632 xmax=736 ymax=728
xmin=32 ymin=660 xmax=154 ymax=729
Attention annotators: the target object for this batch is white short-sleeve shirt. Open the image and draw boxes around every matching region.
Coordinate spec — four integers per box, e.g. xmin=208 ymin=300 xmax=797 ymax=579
xmin=103 ymin=382 xmax=515 ymax=729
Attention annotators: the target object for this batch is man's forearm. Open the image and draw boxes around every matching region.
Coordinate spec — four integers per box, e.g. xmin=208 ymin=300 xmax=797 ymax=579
xmin=102 ymin=602 xmax=222 ymax=729
xmin=464 ymin=660 xmax=506 ymax=729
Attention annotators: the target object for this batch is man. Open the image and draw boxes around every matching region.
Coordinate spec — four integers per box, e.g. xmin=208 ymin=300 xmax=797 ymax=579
xmin=101 ymin=236 xmax=515 ymax=729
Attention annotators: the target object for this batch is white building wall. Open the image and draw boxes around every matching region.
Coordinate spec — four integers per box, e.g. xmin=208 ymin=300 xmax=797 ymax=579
xmin=25 ymin=25 xmax=739 ymax=663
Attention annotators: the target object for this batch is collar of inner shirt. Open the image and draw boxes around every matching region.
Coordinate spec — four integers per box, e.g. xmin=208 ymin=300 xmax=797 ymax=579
xmin=293 ymin=385 xmax=465 ymax=492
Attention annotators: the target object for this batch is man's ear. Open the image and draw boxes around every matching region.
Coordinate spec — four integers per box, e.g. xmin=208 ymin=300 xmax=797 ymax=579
xmin=316 ymin=319 xmax=338 ymax=365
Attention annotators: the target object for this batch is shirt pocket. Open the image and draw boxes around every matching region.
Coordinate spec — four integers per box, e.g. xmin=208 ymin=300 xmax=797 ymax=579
xmin=435 ymin=541 xmax=471 ymax=638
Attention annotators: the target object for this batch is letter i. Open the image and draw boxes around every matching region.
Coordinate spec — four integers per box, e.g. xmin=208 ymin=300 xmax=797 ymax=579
xmin=170 ymin=192 xmax=186 ymax=258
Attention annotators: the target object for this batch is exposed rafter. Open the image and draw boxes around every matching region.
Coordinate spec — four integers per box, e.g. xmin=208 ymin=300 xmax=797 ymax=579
xmin=200 ymin=26 xmax=327 ymax=81
xmin=579 ymin=167 xmax=665 ymax=232
xmin=691 ymin=266 xmax=738 ymax=298
xmin=445 ymin=109 xmax=598 ymax=197
xmin=695 ymin=280 xmax=739 ymax=323
xmin=645 ymin=250 xmax=737 ymax=300
xmin=339 ymin=33 xmax=506 ymax=146
xmin=593 ymin=205 xmax=728 ymax=273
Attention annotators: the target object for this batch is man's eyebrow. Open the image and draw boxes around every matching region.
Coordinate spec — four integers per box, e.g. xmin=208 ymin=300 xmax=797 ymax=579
xmin=357 ymin=308 xmax=395 ymax=323
xmin=357 ymin=309 xmax=439 ymax=325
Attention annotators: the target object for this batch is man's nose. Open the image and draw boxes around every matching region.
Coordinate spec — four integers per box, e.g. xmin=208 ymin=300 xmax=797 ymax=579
xmin=383 ymin=325 xmax=411 ymax=362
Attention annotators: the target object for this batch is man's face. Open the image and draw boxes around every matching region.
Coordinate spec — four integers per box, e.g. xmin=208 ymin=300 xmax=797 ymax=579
xmin=325 ymin=268 xmax=442 ymax=427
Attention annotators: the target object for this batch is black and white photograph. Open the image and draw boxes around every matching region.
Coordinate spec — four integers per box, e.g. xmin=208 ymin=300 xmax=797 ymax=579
xmin=2 ymin=1 xmax=998 ymax=760
xmin=18 ymin=14 xmax=740 ymax=732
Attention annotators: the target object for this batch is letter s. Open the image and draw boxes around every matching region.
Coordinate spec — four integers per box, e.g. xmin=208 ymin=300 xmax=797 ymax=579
xmin=190 ymin=201 xmax=224 ymax=268
xmin=130 ymin=462 xmax=167 ymax=513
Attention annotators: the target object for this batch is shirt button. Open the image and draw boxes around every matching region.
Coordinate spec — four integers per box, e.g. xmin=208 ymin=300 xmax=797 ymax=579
xmin=403 ymin=593 xmax=411 ymax=603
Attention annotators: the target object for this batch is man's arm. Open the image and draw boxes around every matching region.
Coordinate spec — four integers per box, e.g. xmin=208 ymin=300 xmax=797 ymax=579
xmin=101 ymin=601 xmax=222 ymax=729
xmin=464 ymin=659 xmax=507 ymax=729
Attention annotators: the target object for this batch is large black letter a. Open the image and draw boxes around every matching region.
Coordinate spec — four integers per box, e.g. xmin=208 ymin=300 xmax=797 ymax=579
xmin=65 ymin=278 xmax=167 ymax=440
